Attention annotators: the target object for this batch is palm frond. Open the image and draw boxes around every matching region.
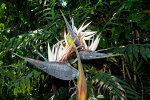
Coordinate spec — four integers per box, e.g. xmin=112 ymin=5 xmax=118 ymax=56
xmin=89 ymin=71 xmax=138 ymax=100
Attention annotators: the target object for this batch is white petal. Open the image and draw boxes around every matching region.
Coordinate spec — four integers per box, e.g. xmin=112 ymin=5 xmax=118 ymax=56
xmin=77 ymin=22 xmax=91 ymax=35
xmin=64 ymin=31 xmax=68 ymax=45
xmin=84 ymin=35 xmax=94 ymax=40
xmin=89 ymin=37 xmax=94 ymax=49
xmin=77 ymin=22 xmax=85 ymax=35
xmin=72 ymin=18 xmax=75 ymax=30
xmin=80 ymin=22 xmax=91 ymax=32
xmin=54 ymin=46 xmax=58 ymax=61
xmin=74 ymin=26 xmax=78 ymax=35
xmin=84 ymin=33 xmax=96 ymax=40
xmin=57 ymin=42 xmax=64 ymax=60
xmin=84 ymin=31 xmax=96 ymax=36
xmin=82 ymin=39 xmax=88 ymax=49
xmin=48 ymin=43 xmax=53 ymax=61
xmin=89 ymin=35 xmax=100 ymax=51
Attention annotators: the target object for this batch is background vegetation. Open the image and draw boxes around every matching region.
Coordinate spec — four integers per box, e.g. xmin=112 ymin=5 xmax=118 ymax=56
xmin=0 ymin=0 xmax=150 ymax=99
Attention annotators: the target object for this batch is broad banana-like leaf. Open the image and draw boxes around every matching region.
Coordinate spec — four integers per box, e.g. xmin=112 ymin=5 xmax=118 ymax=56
xmin=74 ymin=48 xmax=87 ymax=100
xmin=13 ymin=53 xmax=79 ymax=80
xmin=79 ymin=50 xmax=121 ymax=60
xmin=60 ymin=10 xmax=81 ymax=48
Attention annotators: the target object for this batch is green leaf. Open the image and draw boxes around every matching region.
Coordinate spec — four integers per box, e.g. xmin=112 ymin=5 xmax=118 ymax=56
xmin=146 ymin=47 xmax=150 ymax=58
xmin=33 ymin=70 xmax=41 ymax=78
xmin=124 ymin=0 xmax=132 ymax=9
xmin=127 ymin=45 xmax=133 ymax=63
xmin=1 ymin=3 xmax=6 ymax=9
xmin=99 ymin=35 xmax=106 ymax=48
xmin=126 ymin=95 xmax=137 ymax=100
xmin=14 ymin=83 xmax=19 ymax=96
xmin=22 ymin=62 xmax=26 ymax=74
xmin=140 ymin=46 xmax=147 ymax=60
xmin=136 ymin=61 xmax=142 ymax=72
xmin=103 ymin=81 xmax=110 ymax=92
xmin=141 ymin=9 xmax=150 ymax=13
xmin=17 ymin=63 xmax=22 ymax=76
xmin=127 ymin=13 xmax=145 ymax=22
xmin=138 ymin=20 xmax=150 ymax=31
xmin=133 ymin=45 xmax=139 ymax=61
xmin=26 ymin=77 xmax=30 ymax=94
xmin=51 ymin=7 xmax=55 ymax=20
xmin=112 ymin=27 xmax=122 ymax=42
xmin=22 ymin=79 xmax=26 ymax=94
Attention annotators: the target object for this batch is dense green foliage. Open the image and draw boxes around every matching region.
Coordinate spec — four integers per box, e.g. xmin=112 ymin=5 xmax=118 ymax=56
xmin=0 ymin=0 xmax=150 ymax=99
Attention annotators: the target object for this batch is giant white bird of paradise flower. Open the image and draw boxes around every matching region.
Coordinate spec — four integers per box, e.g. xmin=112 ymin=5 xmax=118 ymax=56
xmin=61 ymin=11 xmax=120 ymax=60
xmin=47 ymin=40 xmax=72 ymax=62
xmin=61 ymin=10 xmax=100 ymax=52
xmin=13 ymin=38 xmax=79 ymax=80
xmin=71 ymin=18 xmax=101 ymax=51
